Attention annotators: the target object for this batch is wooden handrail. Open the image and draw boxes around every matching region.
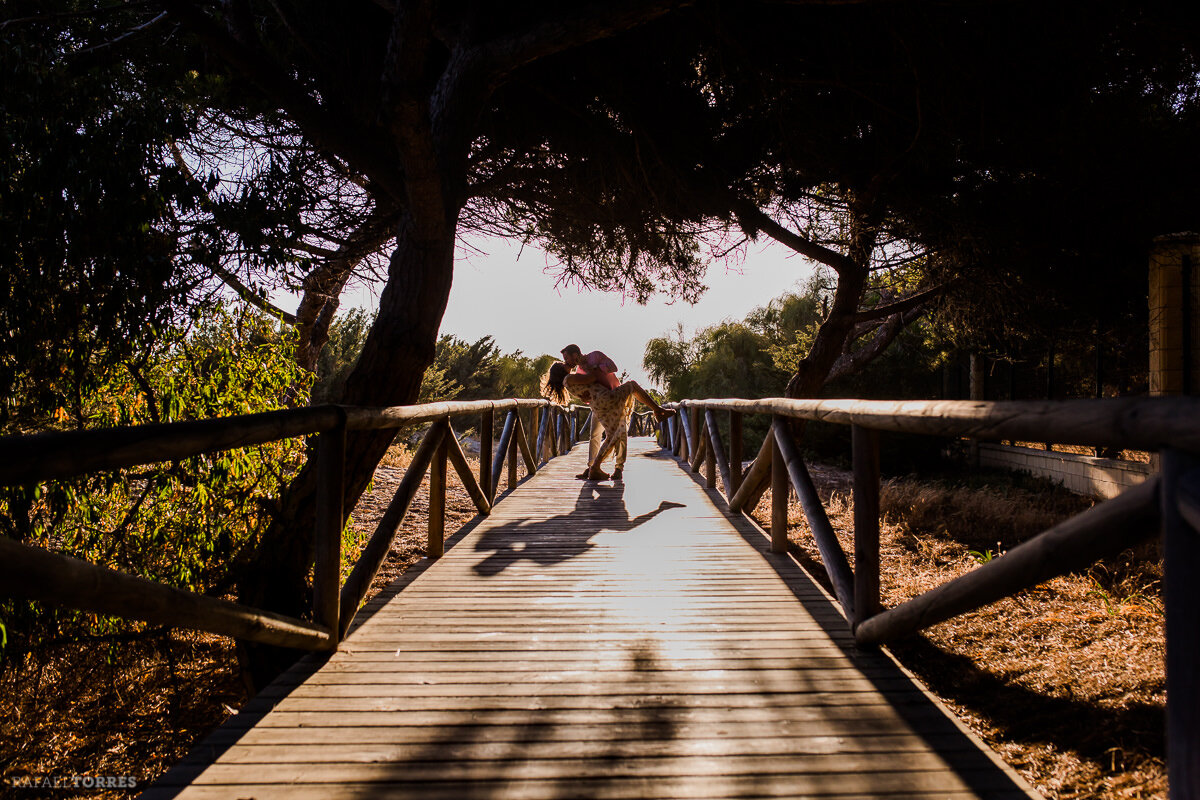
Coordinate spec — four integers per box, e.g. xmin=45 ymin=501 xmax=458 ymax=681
xmin=0 ymin=537 xmax=332 ymax=651
xmin=670 ymin=396 xmax=1200 ymax=452
xmin=661 ymin=393 xmax=1199 ymax=800
xmin=855 ymin=476 xmax=1162 ymax=644
xmin=0 ymin=406 xmax=344 ymax=486
xmin=0 ymin=399 xmax=552 ymax=488
xmin=666 ymin=395 xmax=1192 ymax=633
xmin=343 ymin=398 xmax=547 ymax=432
xmin=0 ymin=396 xmax=584 ymax=657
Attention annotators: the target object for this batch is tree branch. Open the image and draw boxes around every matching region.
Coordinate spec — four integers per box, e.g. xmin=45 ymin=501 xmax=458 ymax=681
xmin=68 ymin=11 xmax=170 ymax=71
xmin=470 ymin=1 xmax=692 ymax=87
xmin=734 ymin=202 xmax=857 ymax=275
xmin=161 ymin=0 xmax=407 ymax=200
xmin=828 ymin=305 xmax=925 ymax=382
xmin=294 ymin=204 xmax=400 ymax=372
xmin=208 ymin=262 xmax=298 ymax=324
xmin=851 ymin=282 xmax=946 ymax=323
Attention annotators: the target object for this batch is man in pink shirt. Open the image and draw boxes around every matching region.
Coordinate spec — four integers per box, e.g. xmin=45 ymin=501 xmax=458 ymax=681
xmin=561 ymin=343 xmax=626 ymax=478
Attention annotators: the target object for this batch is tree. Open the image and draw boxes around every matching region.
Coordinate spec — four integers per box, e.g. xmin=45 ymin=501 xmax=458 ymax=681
xmin=8 ymin=0 xmax=1199 ymax=688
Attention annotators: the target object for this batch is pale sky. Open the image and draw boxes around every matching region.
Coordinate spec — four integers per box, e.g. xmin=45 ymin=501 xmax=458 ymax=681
xmin=297 ymin=236 xmax=816 ymax=389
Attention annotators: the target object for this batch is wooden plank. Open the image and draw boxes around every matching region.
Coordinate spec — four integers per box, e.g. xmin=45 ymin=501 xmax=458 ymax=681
xmin=164 ymin=762 xmax=1029 ymax=800
xmin=198 ymin=728 xmax=978 ymax=754
xmin=157 ymin=439 xmax=1039 ymax=800
xmin=229 ymin=701 xmax=961 ymax=730
xmin=148 ymin=776 xmax=1030 ymax=800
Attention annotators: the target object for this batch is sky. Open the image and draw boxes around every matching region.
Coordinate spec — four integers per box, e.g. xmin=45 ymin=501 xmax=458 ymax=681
xmin=286 ymin=236 xmax=817 ymax=389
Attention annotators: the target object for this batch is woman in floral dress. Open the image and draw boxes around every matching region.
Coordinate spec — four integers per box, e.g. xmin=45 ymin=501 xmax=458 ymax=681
xmin=541 ymin=362 xmax=672 ymax=480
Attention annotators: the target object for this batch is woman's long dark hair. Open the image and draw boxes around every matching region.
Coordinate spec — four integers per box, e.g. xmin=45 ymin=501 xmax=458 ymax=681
xmin=540 ymin=362 xmax=569 ymax=405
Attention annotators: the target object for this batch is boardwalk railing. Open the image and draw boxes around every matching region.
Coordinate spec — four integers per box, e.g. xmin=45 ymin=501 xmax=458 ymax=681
xmin=658 ymin=395 xmax=1200 ymax=797
xmin=0 ymin=398 xmax=601 ymax=653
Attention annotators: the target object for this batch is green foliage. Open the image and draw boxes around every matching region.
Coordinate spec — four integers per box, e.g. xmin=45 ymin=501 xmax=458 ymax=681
xmin=429 ymin=334 xmax=554 ymax=402
xmin=311 ymin=318 xmax=555 ymax=408
xmin=644 ymin=286 xmax=827 ymax=403
xmin=312 ymin=308 xmax=375 ymax=404
xmin=0 ymin=304 xmax=309 ymax=648
xmin=968 ymin=544 xmax=1003 ymax=565
xmin=0 ymin=3 xmax=210 ymax=432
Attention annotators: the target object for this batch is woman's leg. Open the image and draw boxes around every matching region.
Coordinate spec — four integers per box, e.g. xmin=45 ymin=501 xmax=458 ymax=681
xmin=624 ymin=380 xmax=674 ymax=421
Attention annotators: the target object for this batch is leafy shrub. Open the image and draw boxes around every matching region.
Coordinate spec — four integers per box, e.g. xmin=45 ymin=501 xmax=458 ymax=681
xmin=0 ymin=304 xmax=310 ymax=655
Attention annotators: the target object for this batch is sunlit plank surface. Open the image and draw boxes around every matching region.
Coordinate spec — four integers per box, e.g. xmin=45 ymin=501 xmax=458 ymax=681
xmin=146 ymin=439 xmax=1040 ymax=799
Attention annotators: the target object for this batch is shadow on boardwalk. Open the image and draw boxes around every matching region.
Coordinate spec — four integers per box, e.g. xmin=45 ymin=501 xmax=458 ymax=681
xmin=472 ymin=481 xmax=685 ymax=576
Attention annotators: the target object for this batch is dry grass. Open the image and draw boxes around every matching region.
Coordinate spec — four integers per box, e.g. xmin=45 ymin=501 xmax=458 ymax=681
xmin=1 ymin=631 xmax=246 ymax=798
xmin=751 ymin=467 xmax=1166 ymax=800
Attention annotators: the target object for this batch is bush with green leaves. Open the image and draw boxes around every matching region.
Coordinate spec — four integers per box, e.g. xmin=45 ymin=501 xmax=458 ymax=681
xmin=0 ymin=304 xmax=311 ymax=653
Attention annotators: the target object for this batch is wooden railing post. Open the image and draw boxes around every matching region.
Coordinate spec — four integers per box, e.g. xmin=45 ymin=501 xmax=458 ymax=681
xmin=704 ymin=409 xmax=732 ymax=496
xmin=508 ymin=414 xmax=520 ymax=491
xmin=428 ymin=421 xmax=449 ymax=560
xmin=704 ymin=415 xmax=717 ymax=489
xmin=530 ymin=407 xmax=541 ymax=461
xmin=678 ymin=406 xmax=691 ymax=461
xmin=515 ymin=413 xmax=538 ymax=475
xmin=480 ymin=407 xmax=494 ymax=504
xmin=313 ymin=410 xmax=346 ymax=649
xmin=729 ymin=411 xmax=744 ymax=497
xmin=690 ymin=406 xmax=702 ymax=467
xmin=491 ymin=410 xmax=517 ymax=498
xmin=535 ymin=405 xmax=548 ymax=463
xmin=853 ymin=425 xmax=882 ymax=628
xmin=1162 ymin=448 xmax=1200 ymax=799
xmin=774 ymin=418 xmax=856 ymax=618
xmin=770 ymin=418 xmax=789 ymax=554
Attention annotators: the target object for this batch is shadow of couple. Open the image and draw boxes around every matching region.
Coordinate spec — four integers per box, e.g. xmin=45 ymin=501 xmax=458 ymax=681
xmin=472 ymin=481 xmax=686 ymax=576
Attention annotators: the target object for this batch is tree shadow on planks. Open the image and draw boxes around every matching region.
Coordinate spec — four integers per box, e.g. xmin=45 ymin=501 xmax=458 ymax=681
xmin=472 ymin=481 xmax=685 ymax=576
xmin=677 ymin=464 xmax=1043 ymax=799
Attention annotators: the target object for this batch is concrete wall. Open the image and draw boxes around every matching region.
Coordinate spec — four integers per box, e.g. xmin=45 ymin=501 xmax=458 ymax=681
xmin=978 ymin=443 xmax=1153 ymax=500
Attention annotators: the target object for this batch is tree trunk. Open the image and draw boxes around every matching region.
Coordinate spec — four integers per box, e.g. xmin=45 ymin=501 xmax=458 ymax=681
xmin=785 ymin=254 xmax=869 ymax=399
xmin=236 ymin=208 xmax=456 ymax=690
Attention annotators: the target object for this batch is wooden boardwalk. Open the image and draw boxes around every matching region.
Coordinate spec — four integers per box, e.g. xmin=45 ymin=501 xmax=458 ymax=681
xmin=148 ymin=439 xmax=1040 ymax=799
